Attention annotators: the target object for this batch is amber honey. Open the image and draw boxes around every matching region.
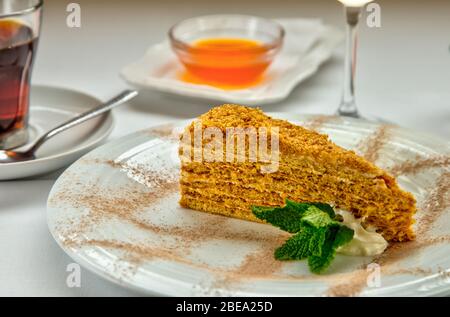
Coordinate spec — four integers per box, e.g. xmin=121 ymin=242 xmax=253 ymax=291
xmin=178 ymin=38 xmax=272 ymax=89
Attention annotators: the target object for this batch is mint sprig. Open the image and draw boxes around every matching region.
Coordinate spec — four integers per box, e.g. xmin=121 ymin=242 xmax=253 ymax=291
xmin=252 ymin=200 xmax=354 ymax=274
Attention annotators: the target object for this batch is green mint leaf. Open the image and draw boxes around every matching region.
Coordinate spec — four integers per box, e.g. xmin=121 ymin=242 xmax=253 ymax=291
xmin=333 ymin=225 xmax=355 ymax=248
xmin=301 ymin=206 xmax=339 ymax=228
xmin=285 ymin=200 xmax=335 ymax=218
xmin=274 ymin=226 xmax=314 ymax=260
xmin=274 ymin=225 xmax=328 ymax=260
xmin=285 ymin=200 xmax=314 ymax=213
xmin=252 ymin=202 xmax=309 ymax=233
xmin=310 ymin=203 xmax=336 ymax=218
xmin=308 ymin=238 xmax=336 ymax=274
xmin=252 ymin=200 xmax=336 ymax=233
xmin=308 ymin=227 xmax=328 ymax=256
xmin=252 ymin=199 xmax=355 ymax=274
xmin=308 ymin=226 xmax=355 ymax=274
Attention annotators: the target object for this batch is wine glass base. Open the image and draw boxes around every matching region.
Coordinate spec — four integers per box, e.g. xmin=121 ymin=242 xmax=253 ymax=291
xmin=354 ymin=114 xmax=393 ymax=125
xmin=361 ymin=115 xmax=395 ymax=125
xmin=337 ymin=111 xmax=394 ymax=125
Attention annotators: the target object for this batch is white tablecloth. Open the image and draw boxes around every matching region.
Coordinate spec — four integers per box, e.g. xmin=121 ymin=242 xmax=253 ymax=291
xmin=0 ymin=0 xmax=449 ymax=296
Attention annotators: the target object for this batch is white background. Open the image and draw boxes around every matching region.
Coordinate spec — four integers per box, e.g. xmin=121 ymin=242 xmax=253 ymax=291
xmin=0 ymin=0 xmax=449 ymax=296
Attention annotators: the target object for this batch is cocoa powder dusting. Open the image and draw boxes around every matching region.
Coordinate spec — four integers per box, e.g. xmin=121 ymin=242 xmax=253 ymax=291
xmin=304 ymin=115 xmax=339 ymax=132
xmin=386 ymin=267 xmax=434 ymax=276
xmin=389 ymin=154 xmax=450 ymax=176
xmin=57 ymin=181 xmax=179 ymax=246
xmin=143 ymin=124 xmax=180 ymax=142
xmin=326 ymin=269 xmax=369 ymax=297
xmin=110 ymin=160 xmax=179 ymax=188
xmin=232 ymin=235 xmax=287 ymax=277
xmin=374 ymin=235 xmax=450 ymax=266
xmin=52 ymin=151 xmax=450 ymax=295
xmin=356 ymin=125 xmax=391 ymax=163
xmin=53 ymin=159 xmax=179 ymax=245
xmin=416 ymin=172 xmax=450 ymax=237
xmin=81 ymin=239 xmax=194 ymax=266
xmin=323 ymin=234 xmax=450 ymax=296
xmin=54 ymin=158 xmax=291 ymax=282
xmin=203 ymin=235 xmax=290 ymax=293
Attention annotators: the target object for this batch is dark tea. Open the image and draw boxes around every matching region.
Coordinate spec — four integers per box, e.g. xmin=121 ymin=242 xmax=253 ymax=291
xmin=0 ymin=19 xmax=37 ymax=140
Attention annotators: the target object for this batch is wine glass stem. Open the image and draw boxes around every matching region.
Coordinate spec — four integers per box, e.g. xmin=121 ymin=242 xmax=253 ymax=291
xmin=338 ymin=5 xmax=362 ymax=118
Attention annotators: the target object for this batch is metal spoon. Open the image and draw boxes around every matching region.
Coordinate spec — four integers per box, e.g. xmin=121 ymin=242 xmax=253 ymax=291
xmin=0 ymin=90 xmax=138 ymax=163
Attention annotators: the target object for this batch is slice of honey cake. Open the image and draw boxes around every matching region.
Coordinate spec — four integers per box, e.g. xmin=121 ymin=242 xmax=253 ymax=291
xmin=178 ymin=105 xmax=416 ymax=242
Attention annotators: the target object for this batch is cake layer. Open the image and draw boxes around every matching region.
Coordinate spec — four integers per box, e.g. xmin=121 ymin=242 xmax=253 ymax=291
xmin=180 ymin=194 xmax=259 ymax=222
xmin=181 ymin=167 xmax=414 ymax=213
xmin=182 ymin=154 xmax=387 ymax=180
xmin=180 ymin=182 xmax=414 ymax=241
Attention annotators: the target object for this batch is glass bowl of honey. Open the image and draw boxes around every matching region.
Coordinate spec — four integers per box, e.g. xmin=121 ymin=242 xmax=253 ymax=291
xmin=169 ymin=15 xmax=285 ymax=89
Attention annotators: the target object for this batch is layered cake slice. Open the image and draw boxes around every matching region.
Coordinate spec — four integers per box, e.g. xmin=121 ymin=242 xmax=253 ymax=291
xmin=179 ymin=105 xmax=416 ymax=242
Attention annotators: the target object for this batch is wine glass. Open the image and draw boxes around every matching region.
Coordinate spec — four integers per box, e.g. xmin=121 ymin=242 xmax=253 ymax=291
xmin=337 ymin=0 xmax=374 ymax=119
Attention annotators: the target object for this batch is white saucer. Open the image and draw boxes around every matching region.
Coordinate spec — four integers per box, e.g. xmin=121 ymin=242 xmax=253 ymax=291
xmin=121 ymin=18 xmax=343 ymax=105
xmin=0 ymin=85 xmax=114 ymax=181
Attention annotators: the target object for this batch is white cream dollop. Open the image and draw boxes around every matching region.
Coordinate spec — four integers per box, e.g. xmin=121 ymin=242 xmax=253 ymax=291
xmin=336 ymin=210 xmax=388 ymax=256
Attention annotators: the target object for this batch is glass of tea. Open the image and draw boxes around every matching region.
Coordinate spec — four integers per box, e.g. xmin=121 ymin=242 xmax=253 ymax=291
xmin=169 ymin=15 xmax=284 ymax=89
xmin=0 ymin=0 xmax=42 ymax=150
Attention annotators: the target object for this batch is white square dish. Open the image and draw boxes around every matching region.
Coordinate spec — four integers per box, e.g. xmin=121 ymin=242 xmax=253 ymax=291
xmin=121 ymin=19 xmax=343 ymax=105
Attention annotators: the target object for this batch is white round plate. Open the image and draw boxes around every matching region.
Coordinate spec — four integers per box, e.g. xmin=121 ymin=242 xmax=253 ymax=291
xmin=0 ymin=85 xmax=114 ymax=180
xmin=121 ymin=19 xmax=342 ymax=105
xmin=47 ymin=114 xmax=450 ymax=296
